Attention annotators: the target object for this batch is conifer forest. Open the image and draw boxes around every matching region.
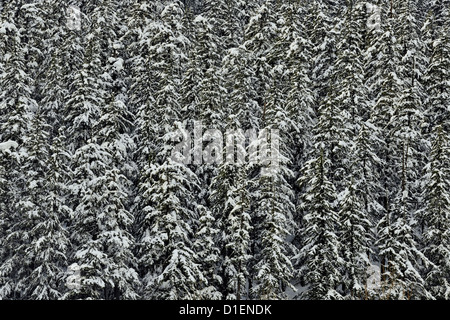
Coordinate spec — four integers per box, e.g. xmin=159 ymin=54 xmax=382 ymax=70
xmin=1 ymin=0 xmax=450 ymax=300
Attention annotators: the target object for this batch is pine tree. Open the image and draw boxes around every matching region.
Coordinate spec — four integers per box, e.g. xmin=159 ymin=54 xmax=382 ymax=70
xmin=203 ymin=0 xmax=243 ymax=52
xmin=307 ymin=0 xmax=338 ymax=102
xmin=193 ymin=205 xmax=222 ymax=299
xmin=338 ymin=178 xmax=373 ymax=299
xmin=39 ymin=1 xmax=84 ymax=135
xmin=377 ymin=132 xmax=431 ymax=300
xmin=351 ymin=122 xmax=384 ymax=259
xmin=322 ymin=0 xmax=367 ymax=191
xmin=182 ymin=15 xmax=226 ymax=128
xmin=243 ymin=1 xmax=278 ymax=114
xmin=391 ymin=0 xmax=429 ymax=214
xmin=138 ymin=123 xmax=206 ymax=299
xmin=180 ymin=14 xmax=226 ymax=204
xmin=421 ymin=125 xmax=450 ymax=299
xmin=0 ymin=1 xmax=36 ymax=144
xmin=209 ymin=130 xmax=252 ymax=300
xmin=424 ymin=3 xmax=450 ymax=132
xmin=296 ymin=149 xmax=342 ymax=300
xmin=250 ymin=137 xmax=296 ymax=300
xmin=284 ymin=1 xmax=316 ymax=171
xmin=0 ymin=112 xmax=69 ymax=299
xmin=64 ymin=1 xmax=140 ymax=300
xmin=67 ymin=105 xmax=139 ymax=299
xmin=133 ymin=2 xmax=209 ymax=300
xmin=221 ymin=45 xmax=259 ymax=131
xmin=218 ymin=163 xmax=252 ymax=300
xmin=21 ymin=116 xmax=70 ymax=300
xmin=366 ymin=3 xmax=403 ymax=238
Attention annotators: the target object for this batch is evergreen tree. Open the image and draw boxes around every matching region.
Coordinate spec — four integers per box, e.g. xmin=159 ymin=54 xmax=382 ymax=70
xmin=307 ymin=0 xmax=338 ymax=102
xmin=138 ymin=124 xmax=206 ymax=299
xmin=424 ymin=3 xmax=450 ymax=132
xmin=0 ymin=112 xmax=69 ymax=299
xmin=250 ymin=138 xmax=296 ymax=300
xmin=243 ymin=1 xmax=278 ymax=114
xmin=284 ymin=1 xmax=316 ymax=171
xmin=213 ymin=161 xmax=252 ymax=300
xmin=421 ymin=125 xmax=450 ymax=299
xmin=338 ymin=178 xmax=373 ymax=299
xmin=193 ymin=205 xmax=222 ymax=299
xmin=296 ymin=149 xmax=342 ymax=300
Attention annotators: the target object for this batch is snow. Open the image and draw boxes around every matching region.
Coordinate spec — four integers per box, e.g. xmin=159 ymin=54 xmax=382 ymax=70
xmin=228 ymin=47 xmax=240 ymax=56
xmin=193 ymin=15 xmax=207 ymax=24
xmin=113 ymin=58 xmax=124 ymax=72
xmin=0 ymin=21 xmax=16 ymax=34
xmin=0 ymin=140 xmax=18 ymax=152
xmin=366 ymin=263 xmax=381 ymax=291
xmin=286 ymin=282 xmax=307 ymax=299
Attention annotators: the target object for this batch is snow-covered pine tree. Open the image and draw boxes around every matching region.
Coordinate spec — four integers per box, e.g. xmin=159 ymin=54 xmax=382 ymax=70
xmin=365 ymin=2 xmax=402 ymax=240
xmin=182 ymin=15 xmax=225 ymax=128
xmin=203 ymin=0 xmax=243 ymax=52
xmin=134 ymin=2 xmax=208 ymax=300
xmin=250 ymin=127 xmax=296 ymax=300
xmin=391 ymin=0 xmax=429 ymax=215
xmin=67 ymin=139 xmax=139 ymax=300
xmin=296 ymin=148 xmax=342 ymax=300
xmin=193 ymin=205 xmax=222 ymax=299
xmin=243 ymin=1 xmax=278 ymax=116
xmin=0 ymin=2 xmax=39 ymax=299
xmin=180 ymin=14 xmax=226 ymax=215
xmin=221 ymin=45 xmax=259 ymax=132
xmin=39 ymin=0 xmax=84 ymax=135
xmin=421 ymin=124 xmax=450 ymax=299
xmin=377 ymin=107 xmax=431 ymax=300
xmin=138 ymin=123 xmax=207 ymax=299
xmin=376 ymin=190 xmax=431 ymax=299
xmin=351 ymin=121 xmax=383 ymax=262
xmin=126 ymin=0 xmax=159 ymax=113
xmin=373 ymin=5 xmax=431 ymax=294
xmin=222 ymin=166 xmax=252 ymax=300
xmin=64 ymin=1 xmax=140 ymax=300
xmin=307 ymin=0 xmax=338 ymax=103
xmin=284 ymin=1 xmax=316 ymax=172
xmin=313 ymin=84 xmax=353 ymax=194
xmin=338 ymin=176 xmax=373 ymax=299
xmin=0 ymin=111 xmax=69 ymax=299
xmin=210 ymin=149 xmax=252 ymax=300
xmin=424 ymin=2 xmax=450 ymax=133
xmin=19 ymin=114 xmax=70 ymax=299
xmin=134 ymin=0 xmax=188 ymax=164
xmin=63 ymin=34 xmax=104 ymax=152
xmin=246 ymin=14 xmax=299 ymax=296
xmin=333 ymin=0 xmax=368 ymax=124
xmin=0 ymin=1 xmax=35 ymax=145
xmin=329 ymin=4 xmax=381 ymax=293
xmin=321 ymin=0 xmax=367 ymax=192
xmin=66 ymin=97 xmax=140 ymax=300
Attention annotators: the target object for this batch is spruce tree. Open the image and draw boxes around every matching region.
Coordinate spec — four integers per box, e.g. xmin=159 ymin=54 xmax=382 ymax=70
xmin=296 ymin=149 xmax=342 ymax=300
xmin=421 ymin=125 xmax=450 ymax=299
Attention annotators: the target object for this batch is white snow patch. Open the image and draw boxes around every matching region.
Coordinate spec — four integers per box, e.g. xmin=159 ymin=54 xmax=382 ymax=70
xmin=366 ymin=263 xmax=381 ymax=291
xmin=112 ymin=58 xmax=124 ymax=72
xmin=0 ymin=140 xmax=18 ymax=152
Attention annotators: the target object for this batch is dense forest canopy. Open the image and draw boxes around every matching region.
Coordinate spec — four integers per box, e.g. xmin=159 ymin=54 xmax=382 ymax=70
xmin=1 ymin=0 xmax=450 ymax=300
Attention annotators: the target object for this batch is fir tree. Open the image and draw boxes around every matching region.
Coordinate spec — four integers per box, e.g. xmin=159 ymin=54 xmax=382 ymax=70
xmin=421 ymin=125 xmax=450 ymax=299
xmin=297 ymin=149 xmax=342 ymax=300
